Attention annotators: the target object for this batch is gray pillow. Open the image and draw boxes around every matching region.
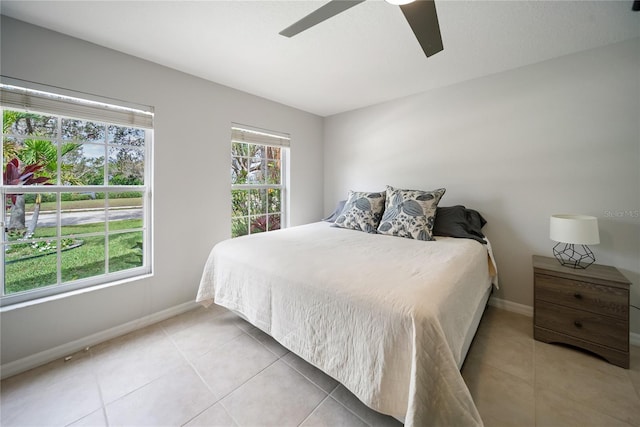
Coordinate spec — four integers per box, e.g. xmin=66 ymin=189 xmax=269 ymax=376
xmin=323 ymin=200 xmax=347 ymax=222
xmin=377 ymin=186 xmax=446 ymax=241
xmin=334 ymin=191 xmax=386 ymax=233
xmin=433 ymin=205 xmax=487 ymax=244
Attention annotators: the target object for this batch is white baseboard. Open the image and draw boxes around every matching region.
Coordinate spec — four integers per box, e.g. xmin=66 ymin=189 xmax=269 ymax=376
xmin=488 ymin=296 xmax=533 ymax=317
xmin=0 ymin=300 xmax=199 ymax=380
xmin=488 ymin=297 xmax=640 ymax=348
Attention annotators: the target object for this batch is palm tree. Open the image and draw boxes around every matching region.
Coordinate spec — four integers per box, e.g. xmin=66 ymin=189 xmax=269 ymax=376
xmin=3 ymin=111 xmax=23 ymax=164
xmin=3 ymin=159 xmax=48 ymax=233
xmin=19 ymin=139 xmax=80 ymax=237
xmin=3 ymin=111 xmax=81 ymax=236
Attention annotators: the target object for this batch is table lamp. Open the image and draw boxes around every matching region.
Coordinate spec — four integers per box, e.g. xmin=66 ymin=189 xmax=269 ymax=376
xmin=550 ymin=214 xmax=600 ymax=269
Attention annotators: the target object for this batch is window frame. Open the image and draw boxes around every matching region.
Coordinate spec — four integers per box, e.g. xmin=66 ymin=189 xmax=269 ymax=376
xmin=0 ymin=82 xmax=153 ymax=307
xmin=230 ymin=125 xmax=289 ymax=238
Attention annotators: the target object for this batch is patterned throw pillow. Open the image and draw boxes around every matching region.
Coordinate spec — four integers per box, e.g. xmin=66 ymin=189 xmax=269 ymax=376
xmin=377 ymin=186 xmax=446 ymax=241
xmin=334 ymin=190 xmax=386 ymax=233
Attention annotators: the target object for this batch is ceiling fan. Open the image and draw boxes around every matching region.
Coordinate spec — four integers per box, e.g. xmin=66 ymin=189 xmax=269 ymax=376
xmin=279 ymin=0 xmax=444 ymax=58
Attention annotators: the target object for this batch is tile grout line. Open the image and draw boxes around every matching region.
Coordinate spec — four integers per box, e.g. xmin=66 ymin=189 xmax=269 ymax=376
xmin=273 ymin=351 xmax=375 ymax=426
xmin=279 ymin=353 xmax=337 ymax=394
xmin=167 ymin=314 xmax=260 ymax=427
xmin=97 ymin=326 xmax=190 ymax=406
xmin=162 ymin=321 xmax=229 ymax=426
xmin=242 ymin=327 xmax=355 ymax=426
xmin=532 ymin=330 xmax=538 ymax=427
xmin=211 ymin=355 xmax=316 ymax=426
xmin=296 ymin=394 xmax=332 ymax=426
xmin=218 ymin=398 xmax=244 ymax=427
xmin=165 ymin=310 xmax=291 ymax=426
xmin=225 ymin=325 xmax=339 ymax=425
xmin=243 ymin=326 xmax=291 ymax=359
xmin=171 ymin=311 xmax=275 ymax=425
xmin=326 ymin=392 xmax=374 ymax=427
xmin=179 ymin=324 xmax=282 ymax=401
xmin=91 ymin=346 xmax=111 ymax=427
xmin=532 ymin=330 xmax=639 ymax=426
xmin=63 ymin=347 xmax=109 ymax=427
xmin=168 ymin=311 xmax=386 ymax=426
xmin=627 ymin=347 xmax=640 ymax=402
xmin=100 ymin=311 xmax=241 ymax=426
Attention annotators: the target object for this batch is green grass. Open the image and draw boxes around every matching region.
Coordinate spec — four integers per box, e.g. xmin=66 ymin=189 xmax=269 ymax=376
xmin=4 ymin=219 xmax=143 ymax=295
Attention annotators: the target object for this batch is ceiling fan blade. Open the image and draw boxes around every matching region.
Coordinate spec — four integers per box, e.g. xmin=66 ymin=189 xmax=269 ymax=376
xmin=400 ymin=0 xmax=443 ymax=57
xmin=279 ymin=0 xmax=366 ymax=37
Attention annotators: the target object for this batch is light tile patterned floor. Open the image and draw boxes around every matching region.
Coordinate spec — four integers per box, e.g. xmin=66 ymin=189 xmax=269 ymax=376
xmin=1 ymin=305 xmax=639 ymax=426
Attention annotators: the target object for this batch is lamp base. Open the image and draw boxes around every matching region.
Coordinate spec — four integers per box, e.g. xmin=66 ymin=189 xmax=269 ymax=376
xmin=553 ymin=243 xmax=595 ymax=269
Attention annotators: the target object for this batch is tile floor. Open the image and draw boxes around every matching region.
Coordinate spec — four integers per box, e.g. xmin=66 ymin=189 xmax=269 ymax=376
xmin=1 ymin=305 xmax=639 ymax=427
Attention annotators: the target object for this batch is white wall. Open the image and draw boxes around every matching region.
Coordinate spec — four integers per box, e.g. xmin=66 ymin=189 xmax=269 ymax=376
xmin=324 ymin=38 xmax=640 ymax=335
xmin=0 ymin=17 xmax=324 ymax=365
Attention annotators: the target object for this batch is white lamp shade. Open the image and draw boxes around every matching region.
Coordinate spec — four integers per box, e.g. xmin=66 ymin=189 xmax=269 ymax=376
xmin=550 ymin=214 xmax=600 ymax=245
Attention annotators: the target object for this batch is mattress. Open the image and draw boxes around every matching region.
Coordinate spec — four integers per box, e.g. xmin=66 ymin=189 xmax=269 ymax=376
xmin=197 ymin=222 xmax=497 ymax=426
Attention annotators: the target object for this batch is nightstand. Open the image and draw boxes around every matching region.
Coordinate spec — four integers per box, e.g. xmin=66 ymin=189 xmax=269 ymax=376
xmin=533 ymin=255 xmax=631 ymax=368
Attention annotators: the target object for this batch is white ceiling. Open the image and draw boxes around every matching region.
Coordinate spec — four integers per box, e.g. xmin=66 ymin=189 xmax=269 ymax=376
xmin=1 ymin=1 xmax=639 ymax=117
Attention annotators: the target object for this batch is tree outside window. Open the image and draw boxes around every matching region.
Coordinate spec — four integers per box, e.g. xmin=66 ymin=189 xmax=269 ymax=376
xmin=230 ymin=127 xmax=288 ymax=238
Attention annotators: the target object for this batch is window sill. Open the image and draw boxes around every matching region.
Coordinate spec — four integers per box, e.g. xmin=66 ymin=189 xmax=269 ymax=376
xmin=0 ymin=273 xmax=153 ymax=313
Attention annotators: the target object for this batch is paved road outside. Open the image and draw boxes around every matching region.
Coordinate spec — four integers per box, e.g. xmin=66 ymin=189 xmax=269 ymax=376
xmin=28 ymin=207 xmax=143 ymax=228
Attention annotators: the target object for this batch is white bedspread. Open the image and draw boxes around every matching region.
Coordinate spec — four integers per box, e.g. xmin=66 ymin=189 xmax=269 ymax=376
xmin=197 ymin=222 xmax=497 ymax=426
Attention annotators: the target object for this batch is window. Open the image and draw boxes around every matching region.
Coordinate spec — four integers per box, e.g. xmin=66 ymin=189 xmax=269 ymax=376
xmin=231 ymin=125 xmax=289 ymax=238
xmin=1 ymin=82 xmax=153 ymax=306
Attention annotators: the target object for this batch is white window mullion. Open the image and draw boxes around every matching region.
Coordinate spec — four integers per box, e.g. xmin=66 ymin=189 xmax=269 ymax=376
xmin=103 ymin=123 xmax=109 ymax=186
xmin=105 ymin=124 xmax=110 ymax=276
xmin=56 ymin=190 xmax=62 ymax=286
xmin=56 ymin=120 xmax=62 ymax=284
xmin=56 ymin=118 xmax=62 ymax=185
xmin=1 ymin=195 xmax=4 ymax=297
xmin=105 ymin=191 xmax=109 ymax=274
xmin=1 ymin=106 xmax=5 ymax=297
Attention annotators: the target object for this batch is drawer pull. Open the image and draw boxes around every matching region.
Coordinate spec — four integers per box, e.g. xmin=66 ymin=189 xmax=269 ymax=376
xmin=574 ymin=293 xmax=583 ymax=300
xmin=574 ymin=320 xmax=583 ymax=329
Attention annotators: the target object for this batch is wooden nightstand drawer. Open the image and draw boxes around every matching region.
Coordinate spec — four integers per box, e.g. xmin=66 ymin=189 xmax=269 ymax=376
xmin=535 ymin=300 xmax=628 ymax=352
xmin=535 ymin=273 xmax=628 ymax=320
xmin=533 ymin=255 xmax=631 ymax=368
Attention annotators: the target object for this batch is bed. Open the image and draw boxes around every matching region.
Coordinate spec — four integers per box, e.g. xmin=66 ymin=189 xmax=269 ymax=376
xmin=197 ymin=213 xmax=498 ymax=426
